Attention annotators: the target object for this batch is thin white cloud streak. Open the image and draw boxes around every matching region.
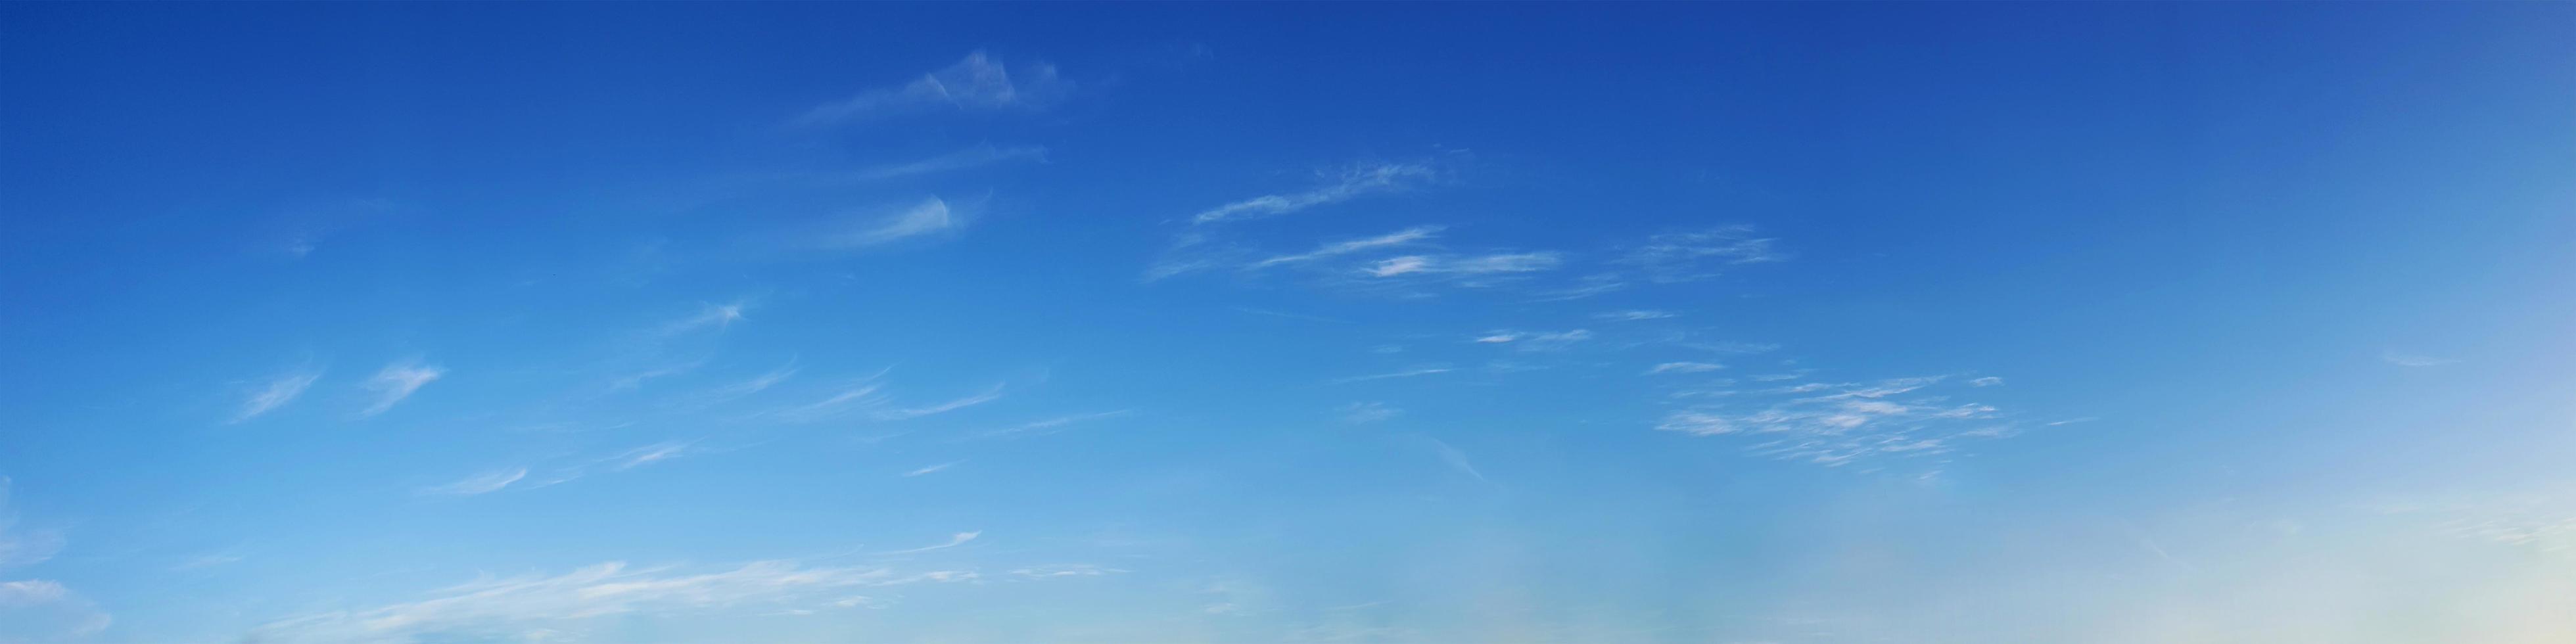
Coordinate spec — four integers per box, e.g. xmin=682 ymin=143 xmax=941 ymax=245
xmin=1365 ymin=252 xmax=1562 ymax=278
xmin=706 ymin=364 xmax=798 ymax=402
xmin=0 ymin=578 xmax=110 ymax=639
xmin=1971 ymin=377 xmax=2005 ymax=386
xmin=244 ymin=559 xmax=984 ymax=643
xmin=901 ymin=462 xmax=959 ymax=477
xmin=1190 ymin=162 xmax=1436 ymax=225
xmin=608 ymin=362 xmax=701 ymax=392
xmin=1618 ymin=225 xmax=1788 ymax=283
xmin=1647 ymin=362 xmax=1726 ymax=375
xmin=1423 ymin=438 xmax=1490 ymax=484
xmin=1595 ymin=310 xmax=1675 ymax=321
xmin=821 ymin=198 xmax=958 ymax=249
xmin=1008 ymin=564 xmax=1123 ymax=578
xmin=874 ymin=386 xmax=1005 ymax=421
xmin=795 ymin=51 xmax=1071 ymax=126
xmin=2381 ymin=350 xmax=2460 ymax=367
xmin=233 ymin=368 xmax=322 ymax=423
xmin=1656 ymin=375 xmax=2012 ymax=468
xmin=359 ymin=361 xmax=444 ymax=418
xmin=974 ymin=411 xmax=1131 ymax=439
xmin=1340 ymin=402 xmax=1399 ymax=424
xmin=878 ymin=531 xmax=980 ymax=555
xmin=771 ymin=384 xmax=887 ymax=423
xmin=657 ymin=302 xmax=747 ymax=336
xmin=1250 ymin=225 xmax=1443 ymax=269
xmin=614 ymin=442 xmax=688 ymax=471
xmin=421 ymin=469 xmax=527 ymax=496
xmin=845 ymin=145 xmax=1046 ymax=181
xmin=1330 ymin=367 xmax=1454 ymax=384
xmin=1473 ymin=329 xmax=1591 ymax=351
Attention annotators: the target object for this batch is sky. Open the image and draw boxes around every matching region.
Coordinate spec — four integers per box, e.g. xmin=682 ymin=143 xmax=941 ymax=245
xmin=1 ymin=3 xmax=2573 ymax=643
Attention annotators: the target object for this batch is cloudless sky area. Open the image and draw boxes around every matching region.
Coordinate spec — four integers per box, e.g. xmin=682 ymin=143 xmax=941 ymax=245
xmin=3 ymin=3 xmax=2573 ymax=643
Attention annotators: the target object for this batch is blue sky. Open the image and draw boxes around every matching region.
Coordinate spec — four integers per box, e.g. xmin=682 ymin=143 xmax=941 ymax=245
xmin=3 ymin=3 xmax=2573 ymax=643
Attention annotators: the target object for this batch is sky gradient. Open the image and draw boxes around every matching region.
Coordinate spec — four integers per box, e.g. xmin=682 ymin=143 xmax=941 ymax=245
xmin=3 ymin=3 xmax=2574 ymax=643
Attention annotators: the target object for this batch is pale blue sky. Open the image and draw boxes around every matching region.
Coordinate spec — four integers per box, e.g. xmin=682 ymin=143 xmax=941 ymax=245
xmin=3 ymin=3 xmax=2573 ymax=643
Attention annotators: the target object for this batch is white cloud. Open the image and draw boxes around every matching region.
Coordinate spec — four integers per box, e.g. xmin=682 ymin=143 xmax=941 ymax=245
xmin=846 ymin=144 xmax=1046 ymax=181
xmin=359 ymin=361 xmax=444 ymax=418
xmin=879 ymin=531 xmax=980 ymax=555
xmin=422 ymin=469 xmax=528 ymax=496
xmin=1008 ymin=564 xmax=1123 ymax=578
xmin=657 ymin=301 xmax=747 ymax=337
xmin=614 ymin=442 xmax=688 ymax=471
xmin=795 ymin=51 xmax=1072 ymax=126
xmin=1648 ymin=362 xmax=1726 ymax=375
xmin=1423 ymin=438 xmax=1490 ymax=484
xmin=1476 ymin=329 xmax=1591 ymax=351
xmin=1250 ymin=225 xmax=1442 ymax=269
xmin=2381 ymin=350 xmax=2460 ymax=367
xmin=1656 ymin=375 xmax=2012 ymax=468
xmin=1970 ymin=377 xmax=2004 ymax=386
xmin=901 ymin=462 xmax=959 ymax=477
xmin=1190 ymin=162 xmax=1435 ymax=225
xmin=975 ymin=411 xmax=1131 ymax=439
xmin=874 ymin=386 xmax=1004 ymax=421
xmin=0 ymin=578 xmax=110 ymax=640
xmin=1340 ymin=402 xmax=1399 ymax=424
xmin=820 ymin=197 xmax=958 ymax=249
xmin=245 ymin=559 xmax=984 ymax=643
xmin=706 ymin=364 xmax=797 ymax=402
xmin=233 ymin=367 xmax=321 ymax=423
xmin=1618 ymin=225 xmax=1787 ymax=283
xmin=1365 ymin=252 xmax=1562 ymax=279
xmin=1595 ymin=310 xmax=1675 ymax=321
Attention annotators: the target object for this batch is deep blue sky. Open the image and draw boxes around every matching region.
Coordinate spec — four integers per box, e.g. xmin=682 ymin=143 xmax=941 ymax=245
xmin=3 ymin=3 xmax=2573 ymax=643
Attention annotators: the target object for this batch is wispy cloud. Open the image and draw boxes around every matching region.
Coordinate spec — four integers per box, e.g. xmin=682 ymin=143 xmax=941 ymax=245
xmin=879 ymin=531 xmax=980 ymax=555
xmin=0 ymin=579 xmax=110 ymax=639
xmin=1656 ymin=375 xmax=2013 ymax=469
xmin=1647 ymin=361 xmax=1725 ymax=375
xmin=874 ymin=386 xmax=1005 ymax=421
xmin=1250 ymin=225 xmax=1443 ymax=269
xmin=1008 ymin=564 xmax=1123 ymax=578
xmin=795 ymin=51 xmax=1071 ymax=126
xmin=657 ymin=302 xmax=747 ymax=336
xmin=1422 ymin=437 xmax=1490 ymax=484
xmin=1595 ymin=310 xmax=1675 ymax=321
xmin=703 ymin=363 xmax=798 ymax=402
xmin=1340 ymin=402 xmax=1399 ymax=424
xmin=901 ymin=462 xmax=959 ymax=477
xmin=772 ymin=384 xmax=888 ymax=423
xmin=1970 ymin=377 xmax=2004 ymax=386
xmin=1364 ymin=252 xmax=1562 ymax=278
xmin=846 ymin=144 xmax=1047 ymax=181
xmin=974 ymin=411 xmax=1131 ymax=439
xmin=0 ymin=478 xmax=65 ymax=568
xmin=1618 ymin=225 xmax=1787 ymax=283
xmin=233 ymin=367 xmax=322 ymax=423
xmin=1331 ymin=366 xmax=1454 ymax=384
xmin=359 ymin=361 xmax=444 ymax=418
xmin=819 ymin=197 xmax=960 ymax=250
xmin=421 ymin=468 xmax=528 ymax=496
xmin=1472 ymin=329 xmax=1592 ymax=351
xmin=2380 ymin=350 xmax=2460 ymax=367
xmin=1190 ymin=162 xmax=1436 ymax=225
xmin=613 ymin=442 xmax=689 ymax=471
xmin=246 ymin=559 xmax=987 ymax=643
xmin=174 ymin=553 xmax=246 ymax=571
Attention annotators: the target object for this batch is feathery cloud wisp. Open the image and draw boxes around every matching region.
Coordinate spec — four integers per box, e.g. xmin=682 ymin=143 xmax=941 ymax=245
xmin=795 ymin=51 xmax=1071 ymax=126
xmin=423 ymin=469 xmax=527 ymax=496
xmin=1190 ymin=162 xmax=1435 ymax=225
xmin=2380 ymin=350 xmax=2460 ymax=367
xmin=1340 ymin=402 xmax=1400 ymax=424
xmin=359 ymin=361 xmax=444 ymax=417
xmin=1648 ymin=362 xmax=1726 ymax=375
xmin=847 ymin=145 xmax=1047 ymax=181
xmin=1596 ymin=310 xmax=1675 ymax=321
xmin=875 ymin=386 xmax=1005 ymax=421
xmin=1618 ymin=225 xmax=1787 ymax=283
xmin=879 ymin=531 xmax=980 ymax=555
xmin=902 ymin=462 xmax=959 ymax=477
xmin=820 ymin=198 xmax=958 ymax=249
xmin=1331 ymin=367 xmax=1455 ymax=384
xmin=233 ymin=367 xmax=321 ymax=423
xmin=1250 ymin=226 xmax=1443 ymax=269
xmin=975 ymin=411 xmax=1131 ymax=439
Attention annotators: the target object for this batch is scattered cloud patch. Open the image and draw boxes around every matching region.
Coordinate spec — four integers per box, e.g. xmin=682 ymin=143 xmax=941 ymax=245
xmin=1009 ymin=564 xmax=1123 ymax=578
xmin=847 ymin=144 xmax=1047 ymax=181
xmin=1331 ymin=367 xmax=1454 ymax=384
xmin=879 ymin=531 xmax=980 ymax=555
xmin=1250 ymin=226 xmax=1441 ymax=269
xmin=901 ymin=462 xmax=959 ymax=477
xmin=1970 ymin=377 xmax=2004 ymax=387
xmin=975 ymin=411 xmax=1131 ymax=439
xmin=875 ymin=386 xmax=1005 ymax=421
xmin=1658 ymin=375 xmax=2015 ymax=469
